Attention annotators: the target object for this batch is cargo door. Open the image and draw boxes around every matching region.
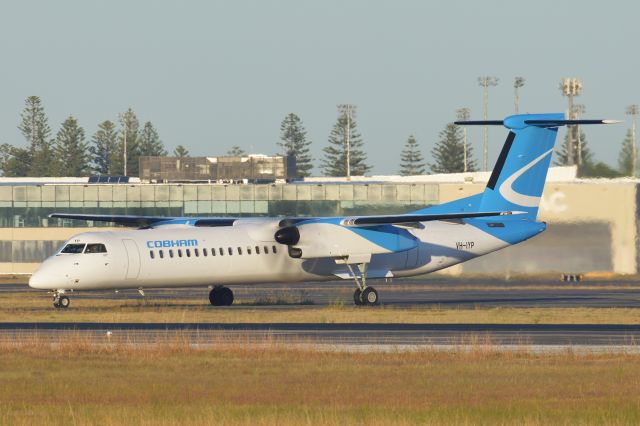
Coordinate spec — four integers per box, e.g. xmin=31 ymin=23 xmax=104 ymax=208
xmin=122 ymin=239 xmax=141 ymax=279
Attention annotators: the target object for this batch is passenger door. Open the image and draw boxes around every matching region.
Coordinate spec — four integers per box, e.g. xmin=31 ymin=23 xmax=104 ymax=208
xmin=122 ymin=239 xmax=141 ymax=279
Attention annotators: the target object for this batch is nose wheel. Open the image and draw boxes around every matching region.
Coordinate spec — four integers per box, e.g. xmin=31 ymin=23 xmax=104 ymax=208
xmin=53 ymin=292 xmax=70 ymax=309
xmin=209 ymin=286 xmax=234 ymax=306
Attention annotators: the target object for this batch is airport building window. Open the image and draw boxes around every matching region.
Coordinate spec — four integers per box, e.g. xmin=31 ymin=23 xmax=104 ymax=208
xmin=85 ymin=243 xmax=107 ymax=254
xmin=61 ymin=243 xmax=85 ymax=254
xmin=169 ymin=249 xmax=174 ymax=258
xmin=237 ymin=247 xmax=242 ymax=255
xmin=159 ymin=249 xmax=164 ymax=259
xmin=228 ymin=247 xmax=233 ymax=256
xmin=255 ymin=246 xmax=260 ymax=254
xmin=150 ymin=250 xmax=155 ymax=259
xmin=186 ymin=249 xmax=191 ymax=257
xmin=272 ymin=245 xmax=277 ymax=254
xmin=178 ymin=249 xmax=182 ymax=257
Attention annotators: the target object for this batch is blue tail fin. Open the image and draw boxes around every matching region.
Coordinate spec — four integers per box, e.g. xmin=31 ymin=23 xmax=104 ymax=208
xmin=477 ymin=113 xmax=563 ymax=219
xmin=417 ymin=113 xmax=619 ymax=219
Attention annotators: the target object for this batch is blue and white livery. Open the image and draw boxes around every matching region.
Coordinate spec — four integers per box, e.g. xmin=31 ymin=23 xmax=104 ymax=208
xmin=29 ymin=113 xmax=618 ymax=308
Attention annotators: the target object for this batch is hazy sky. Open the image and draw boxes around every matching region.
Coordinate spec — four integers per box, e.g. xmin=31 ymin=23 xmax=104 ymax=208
xmin=0 ymin=0 xmax=637 ymax=174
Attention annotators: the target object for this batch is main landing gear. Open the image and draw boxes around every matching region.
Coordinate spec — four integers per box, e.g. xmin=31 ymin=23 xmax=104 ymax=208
xmin=52 ymin=291 xmax=70 ymax=309
xmin=345 ymin=262 xmax=379 ymax=306
xmin=209 ymin=285 xmax=234 ymax=306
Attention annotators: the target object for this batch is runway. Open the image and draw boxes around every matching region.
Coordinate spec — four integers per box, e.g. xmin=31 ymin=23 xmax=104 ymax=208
xmin=3 ymin=278 xmax=640 ymax=348
xmin=4 ymin=277 xmax=640 ymax=308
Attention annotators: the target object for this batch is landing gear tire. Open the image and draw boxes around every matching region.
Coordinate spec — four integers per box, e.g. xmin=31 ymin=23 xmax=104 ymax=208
xmin=353 ymin=289 xmax=364 ymax=306
xmin=209 ymin=286 xmax=234 ymax=306
xmin=361 ymin=287 xmax=379 ymax=306
xmin=53 ymin=295 xmax=70 ymax=309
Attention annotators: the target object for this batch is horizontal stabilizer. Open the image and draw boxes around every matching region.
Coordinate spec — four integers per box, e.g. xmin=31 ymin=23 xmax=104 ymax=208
xmin=455 ymin=118 xmax=621 ymax=128
xmin=340 ymin=210 xmax=523 ymax=227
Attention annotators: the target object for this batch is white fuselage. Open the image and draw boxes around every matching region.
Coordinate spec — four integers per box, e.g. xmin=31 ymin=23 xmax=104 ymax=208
xmin=29 ymin=218 xmax=531 ymax=291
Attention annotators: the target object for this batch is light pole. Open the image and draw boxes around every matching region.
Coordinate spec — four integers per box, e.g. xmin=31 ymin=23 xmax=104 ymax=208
xmin=118 ymin=112 xmax=128 ymax=176
xmin=478 ymin=76 xmax=499 ymax=171
xmin=572 ymin=104 xmax=586 ymax=166
xmin=627 ymin=104 xmax=639 ymax=177
xmin=456 ymin=107 xmax=471 ymax=172
xmin=559 ymin=78 xmax=583 ymax=166
xmin=514 ymin=77 xmax=525 ymax=114
xmin=337 ymin=104 xmax=356 ymax=179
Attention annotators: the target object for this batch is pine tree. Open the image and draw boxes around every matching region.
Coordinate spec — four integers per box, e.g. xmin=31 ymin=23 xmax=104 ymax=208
xmin=173 ymin=145 xmax=189 ymax=157
xmin=555 ymin=127 xmax=593 ymax=166
xmin=2 ymin=146 xmax=31 ymax=177
xmin=278 ymin=113 xmax=313 ymax=177
xmin=399 ymin=135 xmax=426 ymax=175
xmin=618 ymin=128 xmax=636 ymax=176
xmin=321 ymin=114 xmax=370 ymax=176
xmin=227 ymin=146 xmax=246 ymax=156
xmin=112 ymin=108 xmax=140 ymax=176
xmin=89 ymin=120 xmax=118 ymax=175
xmin=139 ymin=121 xmax=167 ymax=157
xmin=53 ymin=116 xmax=89 ymax=176
xmin=18 ymin=96 xmax=53 ymax=176
xmin=430 ymin=123 xmax=476 ymax=173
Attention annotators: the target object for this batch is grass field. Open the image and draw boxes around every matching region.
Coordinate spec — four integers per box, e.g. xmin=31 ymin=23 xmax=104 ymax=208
xmin=2 ymin=288 xmax=640 ymax=324
xmin=1 ymin=337 xmax=640 ymax=425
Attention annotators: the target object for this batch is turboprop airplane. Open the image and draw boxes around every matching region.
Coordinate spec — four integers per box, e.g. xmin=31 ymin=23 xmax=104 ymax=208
xmin=29 ymin=113 xmax=618 ymax=308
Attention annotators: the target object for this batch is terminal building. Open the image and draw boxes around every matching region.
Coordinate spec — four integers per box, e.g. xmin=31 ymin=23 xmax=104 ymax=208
xmin=0 ymin=167 xmax=636 ymax=276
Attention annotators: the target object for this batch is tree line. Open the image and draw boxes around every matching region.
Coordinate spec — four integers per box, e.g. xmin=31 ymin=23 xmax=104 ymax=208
xmin=1 ymin=96 xmax=636 ymax=178
xmin=0 ymin=96 xmax=173 ymax=177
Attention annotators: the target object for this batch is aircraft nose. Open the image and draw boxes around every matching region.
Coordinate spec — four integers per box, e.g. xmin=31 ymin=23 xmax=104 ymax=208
xmin=29 ymin=268 xmax=68 ymax=290
xmin=29 ymin=270 xmax=50 ymax=289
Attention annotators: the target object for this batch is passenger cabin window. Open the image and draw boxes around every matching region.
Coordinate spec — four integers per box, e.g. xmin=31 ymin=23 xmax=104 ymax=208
xmin=150 ymin=250 xmax=155 ymax=259
xmin=227 ymin=247 xmax=233 ymax=256
xmin=186 ymin=249 xmax=191 ymax=257
xmin=203 ymin=248 xmax=208 ymax=257
xmin=61 ymin=243 xmax=85 ymax=254
xmin=195 ymin=248 xmax=200 ymax=257
xmin=219 ymin=248 xmax=224 ymax=256
xmin=169 ymin=249 xmax=174 ymax=258
xmin=237 ymin=247 xmax=242 ymax=255
xmin=255 ymin=246 xmax=260 ymax=255
xmin=85 ymin=243 xmax=107 ymax=254
xmin=178 ymin=249 xmax=183 ymax=257
xmin=159 ymin=250 xmax=164 ymax=259
xmin=264 ymin=246 xmax=269 ymax=254
xmin=272 ymin=245 xmax=277 ymax=254
xmin=247 ymin=246 xmax=252 ymax=255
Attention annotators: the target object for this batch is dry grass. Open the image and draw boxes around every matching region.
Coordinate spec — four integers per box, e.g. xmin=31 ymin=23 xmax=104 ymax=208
xmin=1 ymin=335 xmax=640 ymax=425
xmin=2 ymin=289 xmax=640 ymax=324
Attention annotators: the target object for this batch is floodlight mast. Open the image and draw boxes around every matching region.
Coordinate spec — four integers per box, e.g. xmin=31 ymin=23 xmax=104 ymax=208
xmin=456 ymin=107 xmax=471 ymax=172
xmin=627 ymin=104 xmax=639 ymax=177
xmin=478 ymin=76 xmax=499 ymax=171
xmin=118 ymin=112 xmax=128 ymax=177
xmin=559 ymin=78 xmax=583 ymax=166
xmin=514 ymin=77 xmax=525 ymax=114
xmin=337 ymin=104 xmax=356 ymax=180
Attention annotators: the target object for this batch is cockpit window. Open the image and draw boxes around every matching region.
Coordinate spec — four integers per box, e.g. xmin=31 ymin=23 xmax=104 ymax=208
xmin=61 ymin=243 xmax=86 ymax=254
xmin=85 ymin=243 xmax=107 ymax=254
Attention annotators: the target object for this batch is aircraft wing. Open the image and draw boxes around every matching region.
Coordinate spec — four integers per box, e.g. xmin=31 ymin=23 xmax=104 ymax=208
xmin=48 ymin=213 xmax=237 ymax=227
xmin=338 ymin=210 xmax=523 ymax=226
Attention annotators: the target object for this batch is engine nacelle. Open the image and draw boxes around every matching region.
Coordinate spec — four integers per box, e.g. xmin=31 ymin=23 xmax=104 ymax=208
xmin=276 ymin=222 xmax=417 ymax=259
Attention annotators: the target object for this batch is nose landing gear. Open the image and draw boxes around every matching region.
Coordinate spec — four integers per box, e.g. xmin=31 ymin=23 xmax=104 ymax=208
xmin=52 ymin=291 xmax=70 ymax=309
xmin=209 ymin=286 xmax=234 ymax=306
